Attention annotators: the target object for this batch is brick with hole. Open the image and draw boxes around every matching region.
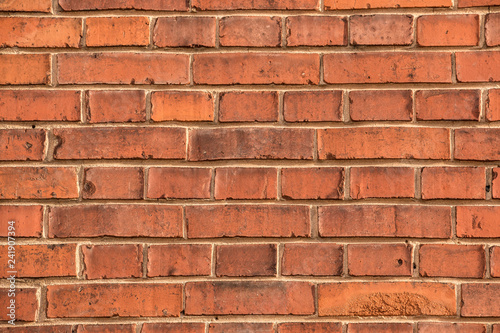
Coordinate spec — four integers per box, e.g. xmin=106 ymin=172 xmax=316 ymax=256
xmin=59 ymin=0 xmax=189 ymax=11
xmin=86 ymin=17 xmax=149 ymax=47
xmin=418 ymin=323 xmax=487 ymax=333
xmin=457 ymin=206 xmax=500 ymax=238
xmin=49 ymin=205 xmax=183 ymax=238
xmin=0 ymin=129 xmax=45 ymax=161
xmin=486 ymin=13 xmax=500 ymax=46
xmin=214 ymin=167 xmax=278 ymax=200
xmin=419 ymin=244 xmax=485 ymax=278
xmin=151 ymin=91 xmax=214 ymax=122
xmin=0 ymin=54 xmax=50 ymax=85
xmin=192 ymin=0 xmax=319 ymax=10
xmin=319 ymin=205 xmax=451 ymax=238
xmin=218 ymin=91 xmax=278 ymax=122
xmin=0 ymin=0 xmax=51 ymax=12
xmin=47 ymin=284 xmax=182 ymax=318
xmin=142 ymin=323 xmax=205 ymax=333
xmin=281 ymin=167 xmax=344 ymax=199
xmin=278 ymin=323 xmax=342 ymax=333
xmin=0 ymin=206 xmax=43 ymax=237
xmin=147 ymin=167 xmax=211 ymax=199
xmin=348 ymin=244 xmax=412 ymax=276
xmin=153 ymin=17 xmax=216 ymax=48
xmin=461 ymin=284 xmax=500 ymax=317
xmin=349 ymin=90 xmax=412 ymax=121
xmin=487 ymin=89 xmax=500 ymax=121
xmin=185 ymin=281 xmax=315 ymax=315
xmin=350 ymin=15 xmax=413 ymax=46
xmin=220 ymin=16 xmax=281 ymax=47
xmin=456 ymin=51 xmax=500 ymax=82
xmin=0 ymin=244 xmax=76 ymax=278
xmin=186 ymin=205 xmax=310 ymax=238
xmin=415 ymin=90 xmax=480 ymax=120
xmin=147 ymin=244 xmax=212 ymax=277
xmin=455 ymin=129 xmax=500 ymax=160
xmin=281 ymin=243 xmax=343 ymax=276
xmin=216 ymin=244 xmax=277 ymax=277
xmin=209 ymin=323 xmax=274 ymax=333
xmin=325 ymin=0 xmax=452 ymax=9
xmin=350 ymin=167 xmax=415 ymax=199
xmin=86 ymin=90 xmax=146 ymax=123
xmin=421 ymin=167 xmax=486 ymax=199
xmin=0 ymin=17 xmax=81 ymax=48
xmin=286 ymin=16 xmax=346 ymax=46
xmin=348 ymin=323 xmax=413 ymax=333
xmin=318 ymin=282 xmax=456 ymax=316
xmin=491 ymin=246 xmax=500 ymax=277
xmin=82 ymin=244 xmax=143 ymax=279
xmin=283 ymin=91 xmax=343 ymax=122
xmin=76 ymin=324 xmax=136 ymax=333
xmin=0 ymin=288 xmax=38 ymax=321
xmin=0 ymin=167 xmax=78 ymax=199
xmin=83 ymin=167 xmax=144 ymax=200
xmin=417 ymin=15 xmax=479 ymax=46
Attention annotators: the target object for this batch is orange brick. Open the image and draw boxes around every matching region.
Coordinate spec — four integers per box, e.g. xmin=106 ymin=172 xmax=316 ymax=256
xmin=350 ymin=167 xmax=415 ymax=199
xmin=216 ymin=244 xmax=277 ymax=277
xmin=486 ymin=13 xmax=500 ymax=46
xmin=83 ymin=167 xmax=144 ymax=200
xmin=491 ymin=246 xmax=500 ymax=277
xmin=142 ymin=323 xmax=205 ymax=333
xmin=419 ymin=244 xmax=485 ymax=278
xmin=0 ymin=0 xmax=51 ymax=12
xmin=0 ymin=206 xmax=43 ymax=237
xmin=219 ymin=91 xmax=278 ymax=122
xmin=0 ymin=129 xmax=46 ymax=161
xmin=456 ymin=51 xmax=500 ymax=82
xmin=151 ymin=91 xmax=214 ymax=122
xmin=281 ymin=167 xmax=344 ymax=199
xmin=455 ymin=129 xmax=500 ymax=160
xmin=220 ymin=16 xmax=281 ymax=47
xmin=147 ymin=167 xmax=211 ymax=199
xmin=350 ymin=15 xmax=413 ymax=45
xmin=494 ymin=167 xmax=500 ymax=198
xmin=418 ymin=323 xmax=487 ymax=333
xmin=210 ymin=323 xmax=274 ymax=333
xmin=214 ymin=167 xmax=278 ymax=200
xmin=421 ymin=167 xmax=486 ymax=199
xmin=59 ymin=0 xmax=189 ymax=10
xmin=147 ymin=244 xmax=211 ymax=277
xmin=279 ymin=323 xmax=342 ymax=333
xmin=0 ymin=54 xmax=50 ymax=85
xmin=86 ymin=17 xmax=149 ymax=47
xmin=192 ymin=0 xmax=319 ymax=10
xmin=417 ymin=15 xmax=479 ymax=46
xmin=415 ymin=90 xmax=480 ymax=120
xmin=82 ymin=244 xmax=143 ymax=279
xmin=0 ymin=288 xmax=38 ymax=321
xmin=326 ymin=0 xmax=451 ymax=9
xmin=153 ymin=17 xmax=215 ymax=47
xmin=282 ymin=243 xmax=343 ymax=276
xmin=461 ymin=284 xmax=500 ymax=317
xmin=286 ymin=16 xmax=346 ymax=46
xmin=348 ymin=244 xmax=412 ymax=276
xmin=349 ymin=90 xmax=412 ymax=121
xmin=456 ymin=206 xmax=500 ymax=238
xmin=487 ymin=89 xmax=500 ymax=121
xmin=283 ymin=91 xmax=343 ymax=122
xmin=86 ymin=90 xmax=146 ymax=123
xmin=458 ymin=0 xmax=500 ymax=7
xmin=349 ymin=323 xmax=413 ymax=333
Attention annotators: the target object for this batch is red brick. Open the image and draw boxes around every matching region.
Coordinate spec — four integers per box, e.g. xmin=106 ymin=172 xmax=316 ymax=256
xmin=487 ymin=89 xmax=500 ymax=121
xmin=188 ymin=128 xmax=314 ymax=161
xmin=86 ymin=17 xmax=149 ymax=47
xmin=151 ymin=91 xmax=214 ymax=122
xmin=0 ymin=54 xmax=50 ymax=85
xmin=49 ymin=205 xmax=182 ymax=238
xmin=419 ymin=244 xmax=485 ymax=278
xmin=47 ymin=284 xmax=182 ymax=317
xmin=192 ymin=0 xmax=319 ymax=10
xmin=0 ymin=244 xmax=76 ymax=278
xmin=209 ymin=323 xmax=274 ymax=333
xmin=350 ymin=15 xmax=413 ymax=46
xmin=186 ymin=205 xmax=310 ymax=238
xmin=417 ymin=15 xmax=479 ymax=46
xmin=185 ymin=281 xmax=314 ymax=315
xmin=349 ymin=90 xmax=412 ymax=121
xmin=283 ymin=91 xmax=343 ymax=122
xmin=0 ymin=17 xmax=81 ymax=48
xmin=0 ymin=206 xmax=43 ymax=237
xmin=324 ymin=52 xmax=451 ymax=83
xmin=216 ymin=244 xmax=276 ymax=277
xmin=421 ymin=167 xmax=485 ymax=199
xmin=7 ymin=326 xmax=73 ymax=333
xmin=319 ymin=205 xmax=451 ymax=238
xmin=86 ymin=90 xmax=146 ymax=123
xmin=148 ymin=244 xmax=211 ymax=277
xmin=456 ymin=206 xmax=500 ymax=238
xmin=0 ymin=288 xmax=38 ymax=321
xmin=279 ymin=323 xmax=342 ymax=333
xmin=458 ymin=0 xmax=500 ymax=7
xmin=486 ymin=13 xmax=500 ymax=46
xmin=53 ymin=127 xmax=186 ymax=160
xmin=142 ymin=323 xmax=205 ymax=333
xmin=491 ymin=246 xmax=500 ymax=277
xmin=318 ymin=282 xmax=456 ymax=316
xmin=281 ymin=167 xmax=344 ymax=199
xmin=418 ymin=323 xmax=486 ymax=333
xmin=153 ymin=17 xmax=216 ymax=48
xmin=59 ymin=0 xmax=189 ymax=10
xmin=286 ymin=16 xmax=346 ymax=46
xmin=318 ymin=127 xmax=450 ymax=160
xmin=0 ymin=90 xmax=80 ymax=122
xmin=0 ymin=0 xmax=51 ymax=12
xmin=219 ymin=91 xmax=278 ymax=122
xmin=495 ymin=325 xmax=500 ymax=333
xmin=83 ymin=167 xmax=144 ymax=200
xmin=76 ymin=324 xmax=136 ymax=333
xmin=193 ymin=53 xmax=320 ymax=85
xmin=214 ymin=167 xmax=277 ymax=200
xmin=461 ymin=284 xmax=500 ymax=317
xmin=282 ymin=243 xmax=343 ymax=276
xmin=57 ymin=53 xmax=189 ymax=84
xmin=455 ymin=129 xmax=500 ymax=160
xmin=349 ymin=323 xmax=413 ymax=333
xmin=326 ymin=0 xmax=451 ymax=9
xmin=147 ymin=167 xmax=211 ymax=199
xmin=0 ymin=129 xmax=45 ymax=161
xmin=0 ymin=167 xmax=78 ymax=199
xmin=82 ymin=244 xmax=143 ymax=279
xmin=348 ymin=244 xmax=412 ymax=276
xmin=220 ymin=16 xmax=281 ymax=47
xmin=350 ymin=167 xmax=414 ymax=199
xmin=456 ymin=51 xmax=500 ymax=82
xmin=415 ymin=90 xmax=480 ymax=120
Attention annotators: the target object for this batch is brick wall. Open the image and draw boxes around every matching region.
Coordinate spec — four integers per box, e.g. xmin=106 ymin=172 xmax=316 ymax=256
xmin=0 ymin=0 xmax=499 ymax=331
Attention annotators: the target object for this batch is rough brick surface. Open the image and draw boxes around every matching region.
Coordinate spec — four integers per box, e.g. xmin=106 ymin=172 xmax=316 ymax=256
xmin=419 ymin=244 xmax=485 ymax=278
xmin=350 ymin=15 xmax=413 ymax=46
xmin=348 ymin=244 xmax=412 ymax=276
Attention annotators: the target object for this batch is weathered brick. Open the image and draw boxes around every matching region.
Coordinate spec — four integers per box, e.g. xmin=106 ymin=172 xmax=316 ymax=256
xmin=283 ymin=91 xmax=343 ymax=122
xmin=455 ymin=129 xmax=500 ymax=160
xmin=142 ymin=323 xmax=205 ymax=333
xmin=153 ymin=17 xmax=216 ymax=48
xmin=86 ymin=90 xmax=146 ymax=123
xmin=458 ymin=0 xmax=500 ymax=7
xmin=83 ymin=167 xmax=144 ymax=200
xmin=219 ymin=91 xmax=278 ymax=122
xmin=417 ymin=15 xmax=479 ymax=46
xmin=418 ymin=323 xmax=487 ymax=333
xmin=419 ymin=244 xmax=485 ymax=278
xmin=220 ymin=16 xmax=281 ymax=47
xmin=86 ymin=17 xmax=149 ymax=47
xmin=6 ymin=326 xmax=73 ymax=333
xmin=350 ymin=167 xmax=415 ymax=199
xmin=0 ymin=288 xmax=38 ymax=321
xmin=59 ymin=0 xmax=189 ymax=11
xmin=82 ymin=244 xmax=143 ymax=279
xmin=282 ymin=243 xmax=343 ymax=276
xmin=319 ymin=205 xmax=451 ymax=238
xmin=486 ymin=13 xmax=500 ymax=46
xmin=151 ymin=91 xmax=214 ymax=122
xmin=278 ymin=323 xmax=342 ymax=333
xmin=350 ymin=15 xmax=413 ymax=45
xmin=0 ymin=206 xmax=43 ymax=237
xmin=286 ymin=16 xmax=346 ymax=46
xmin=216 ymin=244 xmax=276 ymax=277
xmin=318 ymin=282 xmax=456 ymax=316
xmin=209 ymin=323 xmax=274 ymax=333
xmin=456 ymin=51 xmax=500 ymax=82
xmin=49 ymin=205 xmax=182 ymax=238
xmin=349 ymin=323 xmax=413 ymax=333
xmin=491 ymin=246 xmax=500 ymax=277
xmin=349 ymin=90 xmax=412 ymax=121
xmin=281 ymin=167 xmax=344 ymax=199
xmin=186 ymin=205 xmax=310 ymax=238
xmin=0 ymin=54 xmax=50 ymax=85
xmin=421 ymin=167 xmax=486 ymax=199
xmin=0 ymin=0 xmax=51 ymax=12
xmin=185 ymin=282 xmax=314 ymax=315
xmin=326 ymin=0 xmax=451 ymax=9
xmin=461 ymin=284 xmax=500 ymax=317
xmin=348 ymin=244 xmax=412 ymax=276
xmin=0 ymin=129 xmax=46 ymax=161
xmin=214 ymin=167 xmax=278 ymax=200
xmin=147 ymin=244 xmax=212 ymax=277
xmin=147 ymin=167 xmax=211 ymax=199
xmin=192 ymin=0 xmax=319 ymax=10
xmin=456 ymin=206 xmax=500 ymax=238
xmin=487 ymin=89 xmax=500 ymax=121
xmin=494 ymin=168 xmax=500 ymax=198
xmin=415 ymin=90 xmax=480 ymax=120
xmin=76 ymin=324 xmax=136 ymax=333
